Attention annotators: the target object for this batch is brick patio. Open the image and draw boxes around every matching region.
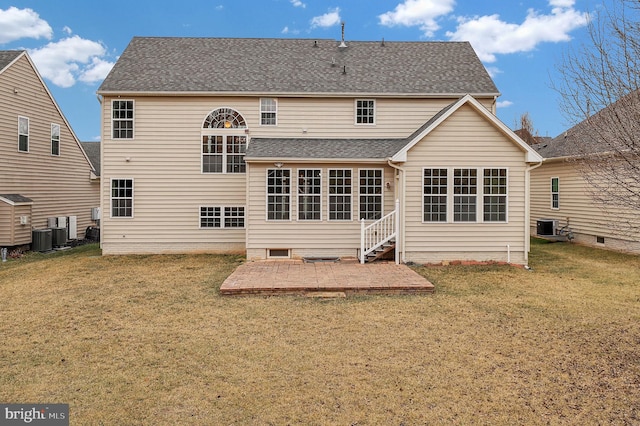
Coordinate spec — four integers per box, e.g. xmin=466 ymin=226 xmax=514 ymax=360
xmin=219 ymin=259 xmax=435 ymax=296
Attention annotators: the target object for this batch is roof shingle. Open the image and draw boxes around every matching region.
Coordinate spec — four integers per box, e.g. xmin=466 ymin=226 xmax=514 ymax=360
xmin=98 ymin=37 xmax=499 ymax=96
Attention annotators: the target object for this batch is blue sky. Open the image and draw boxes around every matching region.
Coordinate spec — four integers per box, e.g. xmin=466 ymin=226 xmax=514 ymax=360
xmin=1 ymin=0 xmax=600 ymax=141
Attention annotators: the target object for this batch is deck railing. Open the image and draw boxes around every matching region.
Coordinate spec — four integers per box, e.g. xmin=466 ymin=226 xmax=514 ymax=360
xmin=360 ymin=199 xmax=399 ymax=264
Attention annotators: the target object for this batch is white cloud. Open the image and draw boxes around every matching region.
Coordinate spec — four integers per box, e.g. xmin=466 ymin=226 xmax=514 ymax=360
xmin=63 ymin=26 xmax=73 ymax=35
xmin=291 ymin=0 xmax=306 ymax=8
xmin=29 ymin=35 xmax=114 ymax=88
xmin=446 ymin=1 xmax=588 ymax=62
xmin=310 ymin=7 xmax=341 ymax=29
xmin=496 ymin=100 xmax=513 ymax=108
xmin=379 ymin=0 xmax=455 ymax=37
xmin=0 ymin=6 xmax=52 ymax=44
xmin=485 ymin=66 xmax=501 ymax=78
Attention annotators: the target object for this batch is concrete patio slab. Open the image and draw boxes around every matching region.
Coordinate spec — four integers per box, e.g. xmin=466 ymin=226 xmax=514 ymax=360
xmin=219 ymin=259 xmax=435 ymax=296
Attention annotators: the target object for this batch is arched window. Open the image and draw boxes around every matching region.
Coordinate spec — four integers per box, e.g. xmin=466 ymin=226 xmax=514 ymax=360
xmin=203 ymin=108 xmax=247 ymax=129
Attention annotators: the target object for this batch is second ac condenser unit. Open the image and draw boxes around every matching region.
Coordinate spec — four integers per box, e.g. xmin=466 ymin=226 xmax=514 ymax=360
xmin=52 ymin=227 xmax=67 ymax=248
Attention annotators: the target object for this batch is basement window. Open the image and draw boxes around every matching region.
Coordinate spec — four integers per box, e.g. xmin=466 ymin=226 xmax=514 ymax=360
xmin=268 ymin=249 xmax=290 ymax=258
xmin=596 ymin=236 xmax=605 ymax=244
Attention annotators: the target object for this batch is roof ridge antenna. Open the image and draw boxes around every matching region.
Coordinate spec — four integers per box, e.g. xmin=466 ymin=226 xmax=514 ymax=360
xmin=339 ymin=22 xmax=347 ymax=48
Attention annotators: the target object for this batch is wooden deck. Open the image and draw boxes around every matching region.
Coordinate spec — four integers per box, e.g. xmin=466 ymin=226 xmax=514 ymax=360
xmin=219 ymin=259 xmax=435 ymax=296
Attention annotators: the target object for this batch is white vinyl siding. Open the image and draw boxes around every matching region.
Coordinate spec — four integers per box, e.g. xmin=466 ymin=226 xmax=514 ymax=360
xmin=18 ymin=116 xmax=28 ymax=152
xmin=112 ymin=100 xmax=134 ymax=139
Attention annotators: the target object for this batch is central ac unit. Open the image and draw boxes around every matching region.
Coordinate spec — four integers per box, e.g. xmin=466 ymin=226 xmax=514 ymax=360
xmin=32 ymin=229 xmax=52 ymax=252
xmin=52 ymin=227 xmax=67 ymax=248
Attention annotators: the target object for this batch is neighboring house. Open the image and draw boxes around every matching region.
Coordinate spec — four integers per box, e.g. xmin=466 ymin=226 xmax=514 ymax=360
xmin=97 ymin=37 xmax=542 ymax=265
xmin=0 ymin=50 xmax=99 ymax=249
xmin=530 ymin=108 xmax=640 ymax=254
xmin=81 ymin=141 xmax=101 ymax=181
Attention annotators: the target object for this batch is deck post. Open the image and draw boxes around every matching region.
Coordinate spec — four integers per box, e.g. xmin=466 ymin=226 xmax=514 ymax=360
xmin=395 ymin=198 xmax=400 ymax=264
xmin=360 ymin=218 xmax=365 ymax=264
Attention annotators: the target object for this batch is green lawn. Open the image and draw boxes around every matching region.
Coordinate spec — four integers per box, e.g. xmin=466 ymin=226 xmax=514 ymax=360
xmin=1 ymin=240 xmax=639 ymax=424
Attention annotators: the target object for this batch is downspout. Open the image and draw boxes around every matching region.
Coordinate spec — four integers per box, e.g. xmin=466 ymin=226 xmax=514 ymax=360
xmin=525 ymin=159 xmax=543 ymax=264
xmin=387 ymin=159 xmax=407 ymax=264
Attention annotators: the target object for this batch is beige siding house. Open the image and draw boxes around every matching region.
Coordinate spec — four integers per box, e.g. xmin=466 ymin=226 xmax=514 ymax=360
xmin=531 ymin=115 xmax=640 ymax=254
xmin=0 ymin=51 xmax=99 ymax=249
xmin=97 ymin=37 xmax=542 ymax=265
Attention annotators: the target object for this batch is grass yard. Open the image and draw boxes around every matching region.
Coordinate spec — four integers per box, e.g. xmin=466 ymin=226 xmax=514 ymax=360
xmin=1 ymin=240 xmax=639 ymax=424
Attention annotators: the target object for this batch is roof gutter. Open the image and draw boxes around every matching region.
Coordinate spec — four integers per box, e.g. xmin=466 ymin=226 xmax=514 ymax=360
xmin=96 ymin=90 xmax=501 ymax=99
xmin=244 ymin=157 xmax=389 ymax=164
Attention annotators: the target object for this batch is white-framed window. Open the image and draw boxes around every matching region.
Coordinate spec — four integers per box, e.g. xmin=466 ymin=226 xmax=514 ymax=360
xmin=267 ymin=169 xmax=291 ymax=220
xmin=298 ymin=169 xmax=321 ymax=221
xmin=18 ymin=116 xmax=29 ymax=152
xmin=551 ymin=177 xmax=560 ymax=209
xmin=453 ymin=168 xmax=477 ymax=222
xmin=329 ymin=169 xmax=352 ymax=220
xmin=202 ymin=135 xmax=246 ymax=173
xmin=483 ymin=168 xmax=508 ymax=222
xmin=51 ymin=123 xmax=60 ymax=156
xmin=359 ymin=169 xmax=383 ymax=220
xmin=423 ymin=168 xmax=448 ymax=222
xmin=260 ymin=98 xmax=277 ymax=126
xmin=110 ymin=178 xmax=133 ymax=218
xmin=200 ymin=206 xmax=245 ymax=228
xmin=355 ymin=99 xmax=375 ymax=124
xmin=112 ymin=100 xmax=134 ymax=139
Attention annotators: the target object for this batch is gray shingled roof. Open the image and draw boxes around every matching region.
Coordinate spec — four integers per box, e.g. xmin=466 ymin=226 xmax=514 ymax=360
xmin=246 ymin=138 xmax=409 ymax=160
xmin=80 ymin=142 xmax=101 ymax=176
xmin=98 ymin=37 xmax=499 ymax=95
xmin=0 ymin=50 xmax=23 ymax=71
xmin=0 ymin=194 xmax=33 ymax=204
xmin=246 ymin=99 xmax=458 ymax=160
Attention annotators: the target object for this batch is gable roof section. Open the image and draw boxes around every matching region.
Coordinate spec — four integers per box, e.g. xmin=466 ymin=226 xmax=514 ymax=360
xmin=392 ymin=94 xmax=543 ymax=163
xmin=98 ymin=37 xmax=499 ymax=96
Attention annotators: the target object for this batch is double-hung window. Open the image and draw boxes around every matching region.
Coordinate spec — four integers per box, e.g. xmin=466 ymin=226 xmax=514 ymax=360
xmin=551 ymin=177 xmax=559 ymax=209
xmin=202 ymin=135 xmax=246 ymax=173
xmin=453 ymin=168 xmax=477 ymax=222
xmin=18 ymin=116 xmax=29 ymax=152
xmin=200 ymin=206 xmax=245 ymax=228
xmin=329 ymin=169 xmax=352 ymax=220
xmin=298 ymin=169 xmax=321 ymax=220
xmin=359 ymin=169 xmax=383 ymax=220
xmin=112 ymin=100 xmax=134 ymax=139
xmin=260 ymin=98 xmax=277 ymax=125
xmin=355 ymin=99 xmax=375 ymax=124
xmin=483 ymin=168 xmax=507 ymax=222
xmin=111 ymin=179 xmax=133 ymax=217
xmin=51 ymin=123 xmax=60 ymax=156
xmin=423 ymin=168 xmax=448 ymax=222
xmin=267 ymin=169 xmax=291 ymax=220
